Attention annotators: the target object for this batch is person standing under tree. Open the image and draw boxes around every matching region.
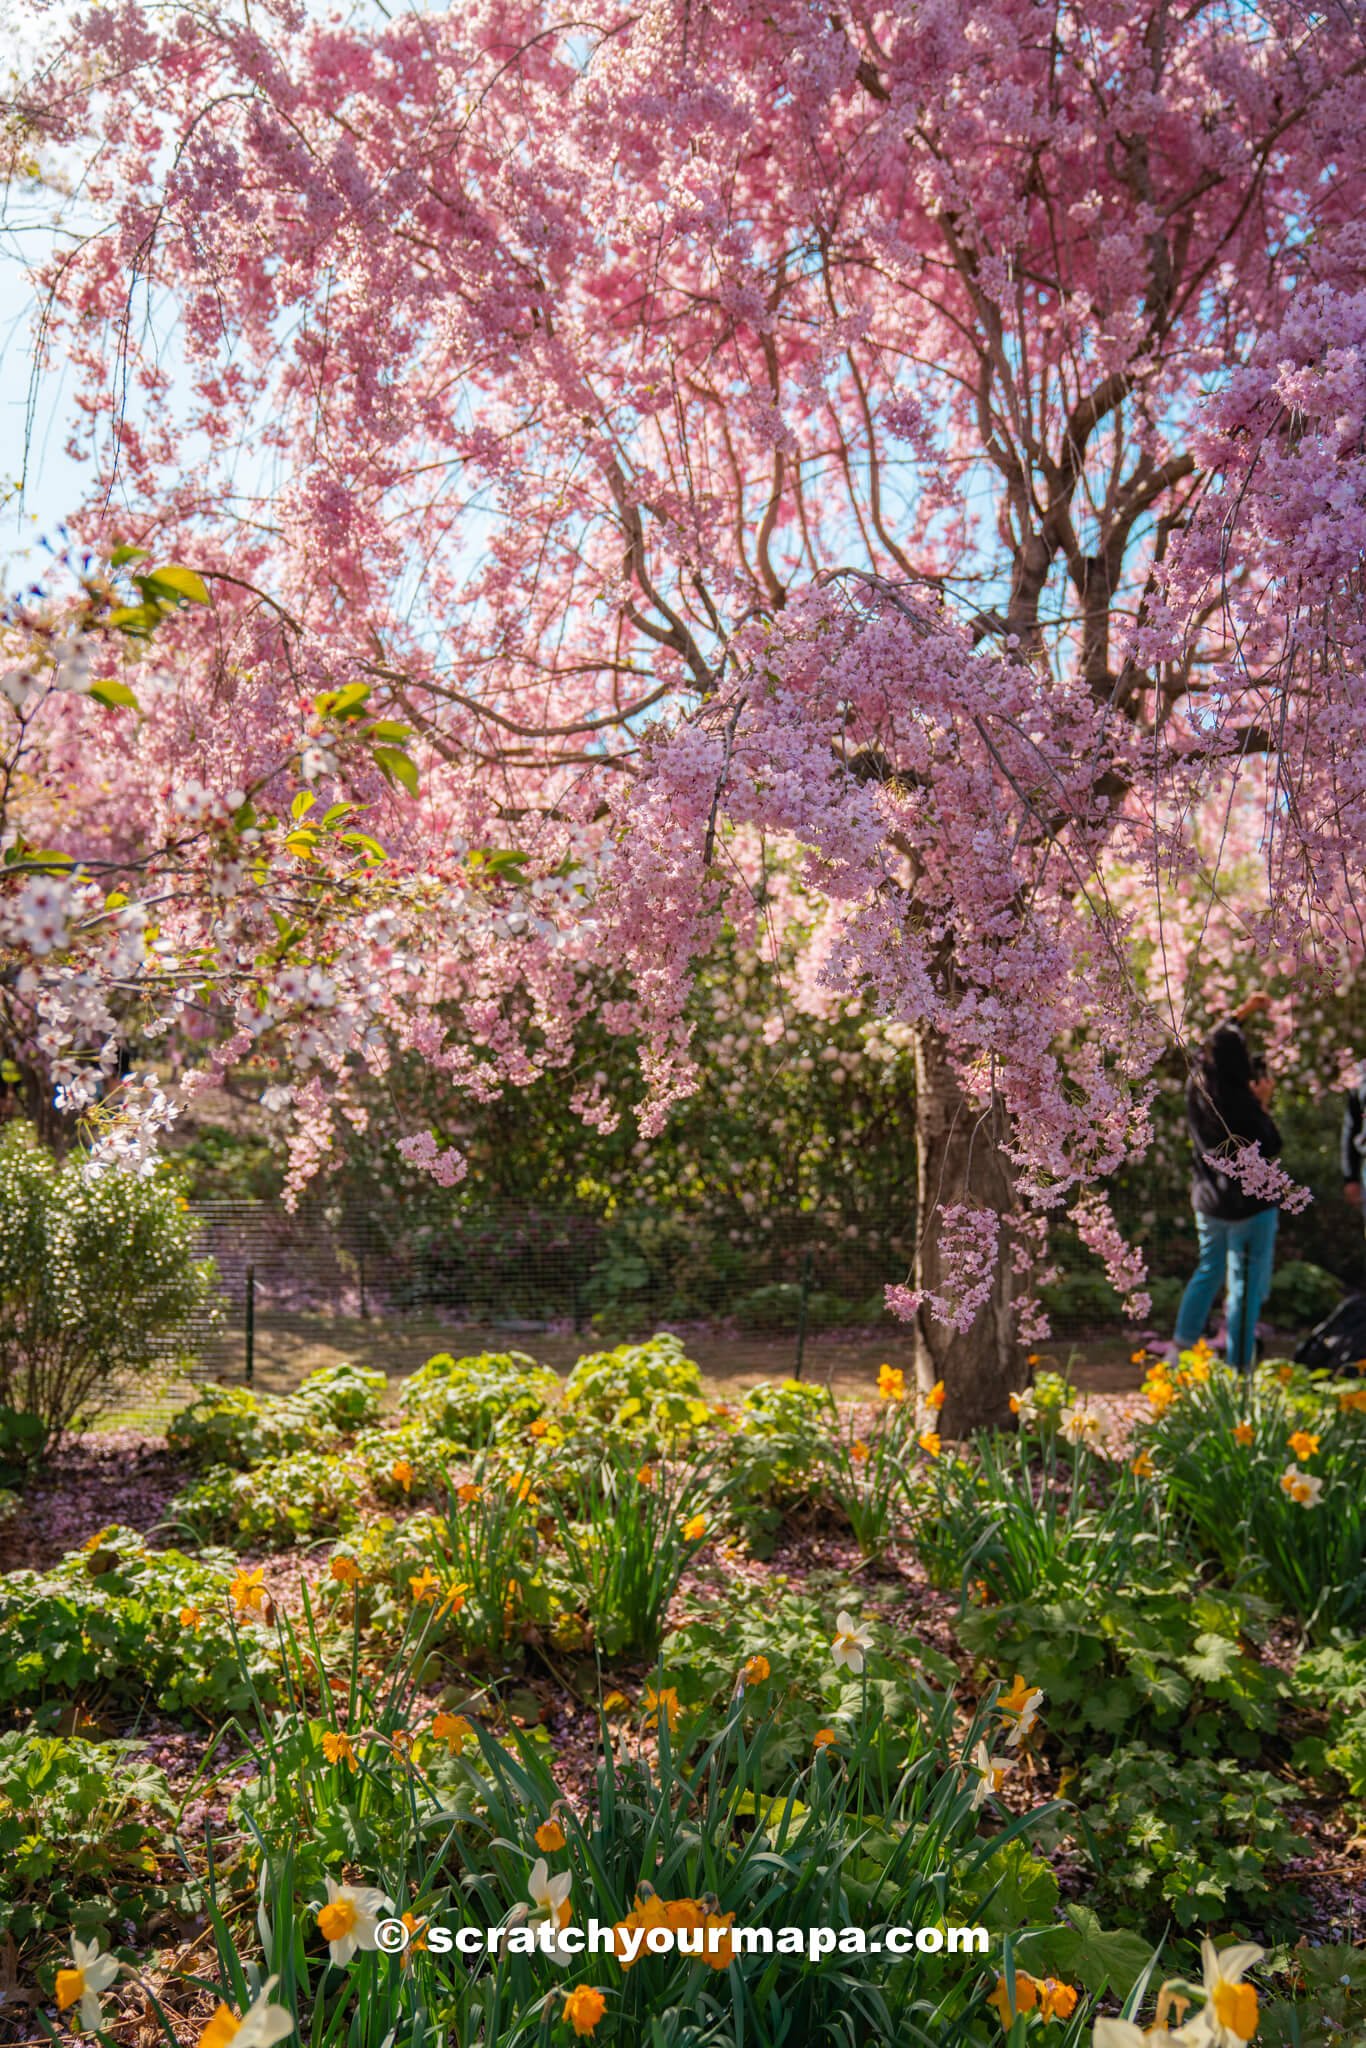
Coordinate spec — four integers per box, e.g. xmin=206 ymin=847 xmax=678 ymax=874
xmin=1340 ymin=1062 xmax=1366 ymax=1242
xmin=1173 ymin=994 xmax=1282 ymax=1371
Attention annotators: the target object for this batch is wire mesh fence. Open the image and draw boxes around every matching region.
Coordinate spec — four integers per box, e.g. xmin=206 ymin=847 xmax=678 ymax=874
xmin=112 ymin=1182 xmax=1356 ymax=1429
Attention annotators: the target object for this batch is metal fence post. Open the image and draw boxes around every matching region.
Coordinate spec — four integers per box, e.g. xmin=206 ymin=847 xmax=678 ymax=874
xmin=793 ymin=1249 xmax=813 ymax=1380
xmin=245 ymin=1263 xmax=256 ymax=1388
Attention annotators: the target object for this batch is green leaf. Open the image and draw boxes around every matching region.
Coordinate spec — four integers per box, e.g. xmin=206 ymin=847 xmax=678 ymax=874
xmin=290 ymin=791 xmax=316 ymax=822
xmin=1019 ymin=1905 xmax=1154 ymax=2000
xmin=88 ymin=679 xmax=140 ymax=711
xmin=372 ymin=745 xmax=419 ymax=797
xmin=109 ymin=544 xmax=150 ymax=568
xmin=1182 ymin=1634 xmax=1242 ymax=1684
xmin=367 ymin=719 xmax=412 ymax=743
xmin=339 ymin=832 xmax=387 ymax=863
xmin=141 ymin=565 xmax=210 ymax=606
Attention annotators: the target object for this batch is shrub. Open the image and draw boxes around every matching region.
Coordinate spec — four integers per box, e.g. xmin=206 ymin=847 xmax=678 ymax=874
xmin=292 ymin=1361 xmax=386 ymax=1429
xmin=0 ymin=1729 xmax=195 ymax=1948
xmin=166 ymin=1384 xmax=341 ymax=1469
xmin=0 ymin=1125 xmax=217 ymax=1449
xmin=562 ymin=1332 xmax=710 ymax=1444
xmin=726 ymin=1377 xmax=838 ymax=1505
xmin=1264 ymin=1259 xmax=1341 ymax=1329
xmin=170 ymin=1449 xmax=365 ymax=1546
xmin=731 ymin=1283 xmax=857 ymax=1331
xmin=957 ymin=1578 xmax=1285 ymax=1757
xmin=1073 ymin=1742 xmax=1304 ymax=1937
xmin=396 ymin=1350 xmax=558 ymax=1445
xmin=0 ymin=1526 xmax=279 ymax=1717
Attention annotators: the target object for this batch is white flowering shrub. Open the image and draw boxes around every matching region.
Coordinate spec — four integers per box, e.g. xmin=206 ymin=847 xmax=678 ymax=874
xmin=0 ymin=1125 xmax=217 ymax=1450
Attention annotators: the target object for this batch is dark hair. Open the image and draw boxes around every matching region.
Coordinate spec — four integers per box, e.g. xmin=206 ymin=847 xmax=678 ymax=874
xmin=1200 ymin=1022 xmax=1253 ymax=1100
xmin=1249 ymin=1053 xmax=1267 ymax=1082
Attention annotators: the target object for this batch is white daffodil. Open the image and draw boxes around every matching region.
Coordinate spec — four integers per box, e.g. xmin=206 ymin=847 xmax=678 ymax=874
xmin=997 ymin=1672 xmax=1045 ymax=1748
xmin=1092 ymin=2022 xmax=1206 ymax=2048
xmin=830 ymin=1609 xmax=874 ymax=1674
xmin=1009 ymin=1388 xmax=1039 ymax=1423
xmin=509 ymin=1854 xmax=575 ymax=1966
xmin=1278 ymin=1463 xmax=1323 ymax=1508
xmin=56 ymin=1938 xmax=120 ymax=2032
xmin=312 ymin=1876 xmax=394 ymax=1965
xmin=1060 ymin=1405 xmax=1102 ymax=1446
xmin=1196 ymin=1937 xmax=1263 ymax=2046
xmin=198 ymin=1976 xmax=295 ymax=2048
xmin=968 ymin=1739 xmax=1011 ymax=1809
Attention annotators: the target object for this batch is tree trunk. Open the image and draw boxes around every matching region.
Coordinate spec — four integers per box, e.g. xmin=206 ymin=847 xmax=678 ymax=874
xmin=912 ymin=1024 xmax=1017 ymax=1435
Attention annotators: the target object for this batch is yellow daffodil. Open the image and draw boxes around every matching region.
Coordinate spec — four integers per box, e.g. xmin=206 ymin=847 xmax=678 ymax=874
xmin=328 ymin=1554 xmax=360 ymax=1587
xmin=602 ymin=1690 xmax=630 ymax=1714
xmin=926 ymin=1379 xmax=946 ymax=1410
xmin=1287 ymin=1429 xmax=1319 ymax=1460
xmin=877 ymin=1363 xmax=905 ymax=1401
xmin=409 ymin=1568 xmax=440 ymax=1602
xmin=431 ymin=1711 xmax=474 ymax=1754
xmin=321 ymin=1730 xmax=357 ymax=1772
xmin=535 ymin=1819 xmax=567 ymax=1852
xmin=1131 ymin=1450 xmax=1154 ymax=1478
xmin=563 ymin=1985 xmax=607 ymax=2037
xmin=507 ymin=1472 xmax=538 ymax=1505
xmin=918 ymin=1429 xmax=942 ymax=1458
xmin=197 ymin=1978 xmax=293 ymax=2048
xmin=681 ymin=1513 xmax=707 ymax=1541
xmin=56 ymin=1938 xmax=119 ymax=2032
xmin=179 ymin=1604 xmax=202 ymax=1628
xmin=642 ymin=1684 xmax=682 ymax=1733
xmin=229 ymin=1566 xmax=267 ymax=1618
xmin=438 ymin=1579 xmax=470 ymax=1616
xmin=830 ymin=1609 xmax=874 ymax=1674
xmin=1279 ymin=1463 xmax=1323 ymax=1507
xmin=312 ymin=1877 xmax=393 ymax=1964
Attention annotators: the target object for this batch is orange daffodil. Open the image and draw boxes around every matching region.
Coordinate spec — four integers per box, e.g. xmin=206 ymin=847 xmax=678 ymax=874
xmin=408 ymin=1568 xmax=440 ymax=1603
xmin=312 ymin=1877 xmax=394 ymax=1964
xmin=390 ymin=1458 xmax=414 ymax=1492
xmin=55 ymin=1938 xmax=119 ymax=2031
xmin=830 ymin=1610 xmax=874 ymax=1674
xmin=740 ymin=1654 xmax=770 ymax=1687
xmin=563 ymin=1985 xmax=607 ymax=2036
xmin=989 ymin=1972 xmax=1078 ymax=2026
xmin=328 ymin=1553 xmax=360 ymax=1587
xmin=1287 ymin=1429 xmax=1319 ymax=1460
xmin=1233 ymin=1423 xmax=1254 ymax=1448
xmin=535 ymin=1818 xmax=567 ymax=1852
xmin=197 ymin=1980 xmax=294 ymax=2048
xmin=918 ymin=1429 xmax=942 ymax=1458
xmin=1339 ymin=1385 xmax=1366 ymax=1413
xmin=681 ymin=1513 xmax=707 ymax=1542
xmin=996 ymin=1673 xmax=1044 ymax=1747
xmin=1131 ymin=1450 xmax=1154 ymax=1479
xmin=1279 ymin=1464 xmax=1323 ymax=1507
xmin=925 ymin=1379 xmax=946 ymax=1411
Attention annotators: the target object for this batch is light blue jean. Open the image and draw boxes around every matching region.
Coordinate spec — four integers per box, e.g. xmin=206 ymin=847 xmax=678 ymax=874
xmin=1174 ymin=1208 xmax=1278 ymax=1370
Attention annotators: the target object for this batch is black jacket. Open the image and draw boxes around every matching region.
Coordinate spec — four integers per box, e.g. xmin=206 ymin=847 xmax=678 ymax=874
xmin=1188 ymin=1022 xmax=1282 ymax=1221
xmin=1342 ymin=1069 xmax=1366 ymax=1185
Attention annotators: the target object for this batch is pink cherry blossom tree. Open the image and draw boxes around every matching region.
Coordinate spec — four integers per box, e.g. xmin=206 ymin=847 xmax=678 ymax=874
xmin=4 ymin=0 xmax=1365 ymax=1426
